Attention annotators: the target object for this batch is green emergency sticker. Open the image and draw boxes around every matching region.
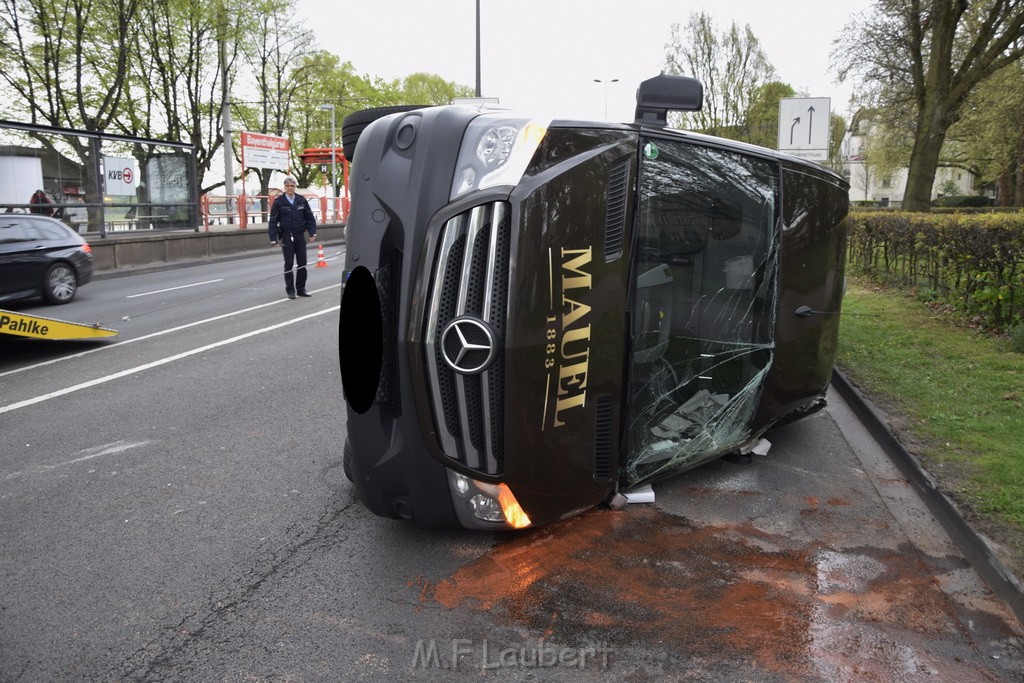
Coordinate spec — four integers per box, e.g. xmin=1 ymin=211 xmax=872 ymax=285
xmin=643 ymin=142 xmax=659 ymax=159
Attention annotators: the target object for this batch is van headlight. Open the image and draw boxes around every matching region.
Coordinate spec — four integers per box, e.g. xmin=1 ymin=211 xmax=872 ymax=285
xmin=451 ymin=115 xmax=549 ymax=199
xmin=447 ymin=469 xmax=532 ymax=529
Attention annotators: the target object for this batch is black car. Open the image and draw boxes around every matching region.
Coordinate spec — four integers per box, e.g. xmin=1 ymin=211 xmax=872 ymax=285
xmin=338 ymin=75 xmax=850 ymax=530
xmin=0 ymin=214 xmax=94 ymax=304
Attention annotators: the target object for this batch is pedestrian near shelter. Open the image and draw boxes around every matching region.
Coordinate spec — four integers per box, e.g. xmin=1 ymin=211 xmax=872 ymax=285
xmin=29 ymin=189 xmax=54 ymax=215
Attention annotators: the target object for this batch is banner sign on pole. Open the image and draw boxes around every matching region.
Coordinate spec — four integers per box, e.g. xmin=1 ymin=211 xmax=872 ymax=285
xmin=240 ymin=132 xmax=290 ymax=170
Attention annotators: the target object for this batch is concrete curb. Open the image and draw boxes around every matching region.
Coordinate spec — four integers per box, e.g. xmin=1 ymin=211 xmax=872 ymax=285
xmin=89 ymin=225 xmax=346 ymax=280
xmin=831 ymin=368 xmax=1024 ymax=624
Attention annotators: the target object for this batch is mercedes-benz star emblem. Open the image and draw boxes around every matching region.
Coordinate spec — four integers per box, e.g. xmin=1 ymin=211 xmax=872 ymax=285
xmin=440 ymin=317 xmax=496 ymax=374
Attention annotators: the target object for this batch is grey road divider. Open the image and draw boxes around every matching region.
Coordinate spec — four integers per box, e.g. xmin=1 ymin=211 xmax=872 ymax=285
xmin=87 ymin=222 xmax=346 ymax=275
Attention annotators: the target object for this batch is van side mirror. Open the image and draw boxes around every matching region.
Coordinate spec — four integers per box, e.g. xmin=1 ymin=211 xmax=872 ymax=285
xmin=634 ymin=74 xmax=704 ymax=127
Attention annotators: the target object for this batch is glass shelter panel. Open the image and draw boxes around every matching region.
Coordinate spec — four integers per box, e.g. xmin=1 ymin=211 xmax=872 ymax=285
xmin=624 ymin=139 xmax=778 ymax=486
xmin=1 ymin=121 xmax=197 ymax=234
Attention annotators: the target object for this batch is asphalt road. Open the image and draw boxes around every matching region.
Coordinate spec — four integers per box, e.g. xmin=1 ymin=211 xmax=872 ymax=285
xmin=1 ymin=250 xmax=1022 ymax=681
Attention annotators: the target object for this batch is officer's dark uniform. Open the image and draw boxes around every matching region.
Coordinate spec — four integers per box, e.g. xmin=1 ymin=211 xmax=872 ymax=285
xmin=268 ymin=190 xmax=317 ymax=297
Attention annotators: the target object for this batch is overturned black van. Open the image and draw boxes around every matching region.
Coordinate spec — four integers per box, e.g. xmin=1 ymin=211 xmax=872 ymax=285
xmin=338 ymin=75 xmax=849 ymax=530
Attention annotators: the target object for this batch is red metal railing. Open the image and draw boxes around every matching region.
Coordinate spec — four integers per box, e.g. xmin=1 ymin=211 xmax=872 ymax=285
xmin=200 ymin=189 xmax=348 ymax=231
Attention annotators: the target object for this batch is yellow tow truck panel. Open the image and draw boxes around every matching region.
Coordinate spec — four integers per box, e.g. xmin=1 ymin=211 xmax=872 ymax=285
xmin=0 ymin=309 xmax=118 ymax=340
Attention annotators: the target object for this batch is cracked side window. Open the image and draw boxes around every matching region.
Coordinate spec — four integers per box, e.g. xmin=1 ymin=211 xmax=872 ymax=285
xmin=624 ymin=139 xmax=778 ymax=486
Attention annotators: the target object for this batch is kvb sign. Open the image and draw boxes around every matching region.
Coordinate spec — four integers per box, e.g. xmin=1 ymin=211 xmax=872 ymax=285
xmin=104 ymin=156 xmax=137 ymax=196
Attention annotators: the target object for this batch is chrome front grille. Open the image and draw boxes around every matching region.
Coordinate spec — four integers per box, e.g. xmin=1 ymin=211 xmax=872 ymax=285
xmin=425 ymin=202 xmax=510 ymax=475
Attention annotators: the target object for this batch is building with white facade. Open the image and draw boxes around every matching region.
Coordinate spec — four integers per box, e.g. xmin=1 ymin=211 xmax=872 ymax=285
xmin=842 ymin=109 xmax=977 ymax=206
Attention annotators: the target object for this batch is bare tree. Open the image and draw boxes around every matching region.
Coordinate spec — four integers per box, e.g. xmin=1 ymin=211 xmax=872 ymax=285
xmin=233 ymin=5 xmax=315 ymax=204
xmin=834 ymin=0 xmax=1024 ymax=211
xmin=0 ymin=0 xmax=143 ymax=211
xmin=664 ymin=12 xmax=776 ymax=138
xmin=0 ymin=0 xmax=141 ymax=130
xmin=116 ymin=0 xmax=246 ymax=196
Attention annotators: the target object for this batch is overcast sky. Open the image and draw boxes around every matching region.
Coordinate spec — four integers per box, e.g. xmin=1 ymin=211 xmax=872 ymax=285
xmin=294 ymin=0 xmax=876 ymax=124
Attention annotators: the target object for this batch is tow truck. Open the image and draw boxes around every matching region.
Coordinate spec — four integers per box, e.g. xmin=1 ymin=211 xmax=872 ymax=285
xmin=0 ymin=309 xmax=116 ymax=340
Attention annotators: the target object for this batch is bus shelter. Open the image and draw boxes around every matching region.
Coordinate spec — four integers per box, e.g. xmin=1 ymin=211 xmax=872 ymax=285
xmin=0 ymin=120 xmax=198 ymax=237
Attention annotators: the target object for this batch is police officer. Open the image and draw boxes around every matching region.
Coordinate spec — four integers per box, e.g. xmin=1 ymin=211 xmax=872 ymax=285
xmin=269 ymin=176 xmax=317 ymax=298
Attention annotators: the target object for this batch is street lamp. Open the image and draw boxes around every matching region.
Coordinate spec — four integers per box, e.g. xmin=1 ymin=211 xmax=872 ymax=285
xmin=593 ymin=78 xmax=619 ymax=119
xmin=320 ymin=103 xmax=337 ymax=220
xmin=475 ymin=0 xmax=481 ymax=97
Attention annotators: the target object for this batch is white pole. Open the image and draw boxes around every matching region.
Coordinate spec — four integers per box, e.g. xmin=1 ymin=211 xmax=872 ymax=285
xmin=321 ymin=103 xmax=337 ymax=221
xmin=330 ymin=107 xmax=337 ymax=220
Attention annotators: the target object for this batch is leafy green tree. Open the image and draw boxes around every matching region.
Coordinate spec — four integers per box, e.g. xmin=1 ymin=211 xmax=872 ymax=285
xmin=663 ymin=11 xmax=776 ymax=138
xmin=286 ymin=51 xmax=363 ymax=192
xmin=346 ymin=75 xmax=403 ymax=107
xmin=743 ymin=81 xmax=795 ymax=148
xmin=834 ymin=0 xmax=1024 ymax=211
xmin=952 ymin=61 xmax=1024 ymax=205
xmin=293 ymin=68 xmax=472 ymax=193
xmin=938 ymin=178 xmax=961 ymax=195
xmin=828 ymin=112 xmax=847 ymax=172
xmin=338 ymin=71 xmax=473 ymax=112
xmin=396 ymin=72 xmax=474 ymax=105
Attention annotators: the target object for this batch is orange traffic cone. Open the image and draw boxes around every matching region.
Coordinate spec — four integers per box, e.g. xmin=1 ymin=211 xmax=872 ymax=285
xmin=315 ymin=243 xmax=327 ymax=268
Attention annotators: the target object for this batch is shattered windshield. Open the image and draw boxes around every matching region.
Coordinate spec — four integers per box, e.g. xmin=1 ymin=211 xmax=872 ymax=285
xmin=624 ymin=139 xmax=778 ymax=487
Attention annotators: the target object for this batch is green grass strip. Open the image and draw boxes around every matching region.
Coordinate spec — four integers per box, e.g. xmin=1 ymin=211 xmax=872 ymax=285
xmin=838 ymin=280 xmax=1024 ymax=531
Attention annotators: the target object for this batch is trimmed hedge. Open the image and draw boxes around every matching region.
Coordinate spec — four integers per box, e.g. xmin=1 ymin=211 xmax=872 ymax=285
xmin=932 ymin=195 xmax=995 ymax=208
xmin=847 ymin=211 xmax=1024 ymax=330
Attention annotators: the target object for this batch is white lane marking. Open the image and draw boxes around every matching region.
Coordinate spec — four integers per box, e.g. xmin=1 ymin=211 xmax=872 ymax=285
xmin=0 ymin=283 xmax=340 ymax=379
xmin=126 ymin=279 xmax=225 ymax=298
xmin=40 ymin=440 xmax=152 ymax=471
xmin=0 ymin=306 xmax=339 ymax=415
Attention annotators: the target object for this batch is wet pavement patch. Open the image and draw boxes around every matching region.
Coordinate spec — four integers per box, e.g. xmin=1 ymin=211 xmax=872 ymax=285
xmin=425 ymin=506 xmax=1024 ymax=680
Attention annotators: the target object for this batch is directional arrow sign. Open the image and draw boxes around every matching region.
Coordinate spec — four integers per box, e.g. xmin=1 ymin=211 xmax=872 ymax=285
xmin=777 ymin=97 xmax=830 ymax=161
